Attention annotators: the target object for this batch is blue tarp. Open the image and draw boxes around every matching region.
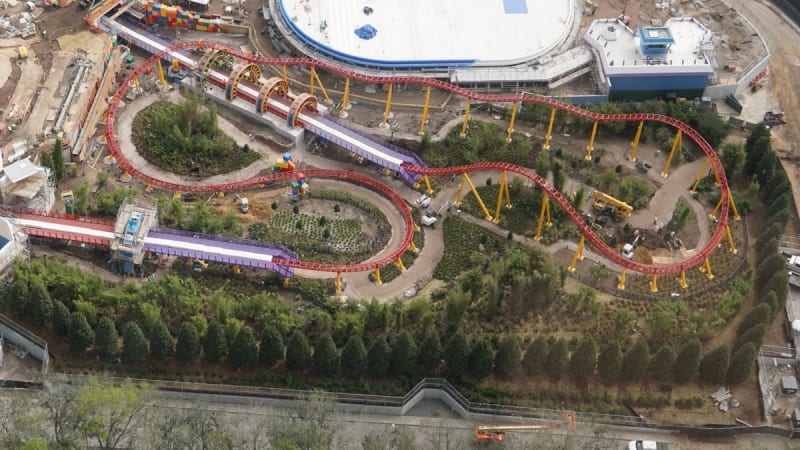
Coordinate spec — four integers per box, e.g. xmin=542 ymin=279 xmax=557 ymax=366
xmin=0 ymin=235 xmax=7 ymax=249
xmin=355 ymin=24 xmax=377 ymax=40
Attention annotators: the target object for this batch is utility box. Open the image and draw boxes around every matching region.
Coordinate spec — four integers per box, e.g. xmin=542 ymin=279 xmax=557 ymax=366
xmin=17 ymin=46 xmax=28 ymax=59
xmin=792 ymin=408 xmax=800 ymax=428
xmin=780 ymin=376 xmax=798 ymax=395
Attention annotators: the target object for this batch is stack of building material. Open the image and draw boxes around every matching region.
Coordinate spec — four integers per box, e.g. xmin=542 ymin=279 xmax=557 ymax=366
xmin=143 ymin=1 xmax=223 ymax=32
xmin=710 ymin=387 xmax=733 ymax=412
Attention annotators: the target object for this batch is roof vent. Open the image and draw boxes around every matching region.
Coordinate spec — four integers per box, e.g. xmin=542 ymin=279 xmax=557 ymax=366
xmin=601 ymin=25 xmax=619 ymax=41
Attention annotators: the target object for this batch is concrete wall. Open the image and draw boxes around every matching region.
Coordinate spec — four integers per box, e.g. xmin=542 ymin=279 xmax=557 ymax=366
xmin=0 ymin=313 xmax=48 ymax=374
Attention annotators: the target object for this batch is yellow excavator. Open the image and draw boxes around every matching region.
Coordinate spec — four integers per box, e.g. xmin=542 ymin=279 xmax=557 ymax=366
xmin=475 ymin=411 xmax=576 ymax=443
xmin=590 ymin=191 xmax=633 ymax=221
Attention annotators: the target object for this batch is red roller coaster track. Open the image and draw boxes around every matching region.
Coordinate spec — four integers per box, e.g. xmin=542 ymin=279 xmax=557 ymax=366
xmin=102 ymin=40 xmax=729 ymax=277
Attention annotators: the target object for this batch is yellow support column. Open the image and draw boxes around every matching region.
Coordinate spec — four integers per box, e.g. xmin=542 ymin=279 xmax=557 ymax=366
xmin=422 ymin=175 xmax=433 ymax=194
xmin=617 ymin=268 xmax=627 ymax=290
xmin=568 ymin=236 xmax=585 ymax=272
xmin=339 ymin=77 xmax=351 ymax=118
xmin=678 ymin=271 xmax=688 ymax=289
xmin=173 ymin=191 xmax=181 ymax=200
xmin=534 ymin=193 xmax=552 ymax=240
xmin=710 ymin=195 xmax=723 ymax=220
xmin=310 ymin=67 xmax=331 ymax=104
xmin=462 ymin=173 xmax=493 ymax=220
xmin=629 ymin=120 xmax=644 ymax=161
xmin=460 ymin=99 xmax=471 ymax=137
xmin=408 ymin=241 xmax=418 ymax=253
xmin=308 ymin=67 xmax=315 ymax=97
xmin=374 ymin=268 xmax=382 ymax=285
xmin=726 ymin=224 xmax=737 ymax=253
xmin=689 ymin=158 xmax=711 ymax=194
xmin=543 ymin=107 xmax=556 ymax=150
xmin=585 ymin=120 xmax=599 ymax=160
xmin=145 ymin=184 xmax=153 ymax=193
xmin=506 ymin=102 xmax=518 ymax=142
xmin=396 ymin=257 xmax=406 ymax=272
xmin=284 ymin=277 xmax=290 ymax=287
xmin=413 ymin=221 xmax=420 ymax=232
xmin=157 ymin=59 xmax=167 ymax=90
xmin=454 ymin=175 xmax=466 ymax=206
xmin=650 ymin=275 xmax=658 ymax=293
xmin=380 ymin=83 xmax=394 ymax=128
xmin=661 ymin=130 xmax=682 ymax=177
xmin=233 ymin=264 xmax=240 ymax=274
xmin=335 ymin=272 xmax=342 ymax=294
xmin=493 ymin=171 xmax=512 ymax=223
xmin=419 ymin=85 xmax=432 ymax=135
xmin=702 ymin=258 xmax=714 ymax=279
xmin=727 ymin=190 xmax=741 ymax=221
xmin=281 ymin=65 xmax=288 ymax=84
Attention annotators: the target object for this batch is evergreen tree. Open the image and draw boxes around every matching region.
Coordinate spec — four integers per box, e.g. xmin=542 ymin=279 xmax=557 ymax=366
xmin=744 ymin=134 xmax=770 ymax=176
xmin=7 ymin=279 xmax=29 ymax=318
xmin=149 ymin=321 xmax=174 ymax=361
xmin=621 ymin=339 xmax=649 ymax=382
xmin=230 ymin=325 xmax=258 ymax=369
xmin=286 ymin=329 xmax=312 ymax=371
xmin=258 ymin=325 xmax=284 ymax=368
xmin=494 ymin=336 xmax=522 ymax=379
xmin=418 ymin=328 xmax=442 ymax=372
xmin=737 ymin=304 xmax=770 ymax=335
xmin=569 ymin=336 xmax=598 ymax=385
xmin=367 ymin=336 xmax=391 ymax=377
xmin=727 ymin=343 xmax=757 ymax=384
xmin=176 ymin=321 xmax=201 ymax=362
xmin=756 ymin=254 xmax=785 ymax=292
xmin=203 ymin=321 xmax=228 ymax=363
xmin=122 ymin=322 xmax=148 ymax=364
xmin=341 ymin=335 xmax=367 ymax=373
xmin=699 ymin=345 xmax=730 ymax=385
xmin=648 ymin=345 xmax=676 ymax=381
xmin=674 ymin=339 xmax=702 ymax=384
xmin=313 ymin=332 xmax=339 ymax=376
xmin=94 ymin=317 xmax=119 ymax=358
xmin=760 ymin=291 xmax=779 ymax=320
xmin=735 ymin=323 xmax=767 ymax=351
xmin=598 ymin=340 xmax=622 ymax=385
xmin=444 ymin=332 xmax=470 ymax=377
xmin=468 ymin=338 xmax=494 ymax=380
xmin=52 ymin=138 xmax=65 ymax=181
xmin=755 ymin=237 xmax=779 ymax=266
xmin=68 ymin=311 xmax=94 ymax=354
xmin=390 ymin=331 xmax=418 ymax=376
xmin=52 ymin=300 xmax=71 ymax=336
xmin=28 ymin=280 xmax=52 ymax=326
xmin=522 ymin=336 xmax=549 ymax=377
xmin=545 ymin=338 xmax=569 ymax=381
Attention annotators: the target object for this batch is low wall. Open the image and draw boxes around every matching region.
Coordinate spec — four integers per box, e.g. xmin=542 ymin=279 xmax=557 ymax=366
xmin=0 ymin=313 xmax=48 ymax=374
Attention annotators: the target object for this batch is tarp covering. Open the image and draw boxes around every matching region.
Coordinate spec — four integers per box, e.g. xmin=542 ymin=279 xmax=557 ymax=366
xmin=354 ymin=24 xmax=377 ymax=40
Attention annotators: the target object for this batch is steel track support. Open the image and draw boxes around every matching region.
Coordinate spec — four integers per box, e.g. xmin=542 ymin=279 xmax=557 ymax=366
xmin=282 ymin=65 xmax=288 ymax=85
xmin=661 ymin=129 xmax=682 ymax=177
xmin=144 ymin=183 xmax=153 ymax=193
xmin=454 ymin=175 xmax=466 ymax=206
xmin=396 ymin=257 xmax=406 ymax=272
xmin=585 ymin=120 xmax=599 ymax=160
xmin=284 ymin=277 xmax=290 ymax=287
xmin=543 ymin=107 xmax=556 ymax=150
xmin=157 ymin=59 xmax=168 ymax=91
xmin=534 ymin=193 xmax=552 ymax=240
xmin=309 ymin=67 xmax=331 ymax=104
xmin=335 ymin=272 xmax=342 ymax=294
xmin=380 ymin=83 xmax=394 ymax=128
xmin=506 ymin=102 xmax=518 ymax=142
xmin=233 ymin=264 xmax=240 ymax=274
xmin=173 ymin=191 xmax=181 ymax=200
xmin=678 ymin=271 xmax=688 ymax=288
xmin=710 ymin=195 xmax=723 ymax=220
xmin=690 ymin=158 xmax=711 ymax=194
xmin=650 ymin=275 xmax=658 ymax=293
xmin=408 ymin=240 xmax=418 ymax=253
xmin=702 ymin=257 xmax=714 ymax=279
xmin=462 ymin=173 xmax=493 ymax=220
xmin=727 ymin=189 xmax=741 ymax=221
xmin=419 ymin=85 xmax=431 ymax=135
xmin=460 ymin=99 xmax=471 ymax=137
xmin=629 ymin=120 xmax=644 ymax=161
xmin=374 ymin=268 xmax=382 ymax=285
xmin=568 ymin=236 xmax=584 ymax=272
xmin=339 ymin=77 xmax=351 ymax=118
xmin=493 ymin=171 xmax=512 ymax=223
xmin=617 ymin=268 xmax=626 ymax=290
xmin=725 ymin=224 xmax=737 ymax=253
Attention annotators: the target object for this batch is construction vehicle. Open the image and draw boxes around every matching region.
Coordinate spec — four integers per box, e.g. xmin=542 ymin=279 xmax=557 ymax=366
xmin=234 ymin=194 xmax=249 ymax=213
xmin=763 ymin=109 xmax=786 ymax=126
xmin=627 ymin=440 xmax=669 ymax=450
xmin=475 ymin=411 xmax=576 ymax=443
xmin=590 ymin=191 xmax=633 ymax=221
xmin=414 ymin=194 xmax=432 ymax=208
xmin=622 ymin=229 xmax=641 ymax=259
xmin=635 ymin=160 xmax=652 ymax=173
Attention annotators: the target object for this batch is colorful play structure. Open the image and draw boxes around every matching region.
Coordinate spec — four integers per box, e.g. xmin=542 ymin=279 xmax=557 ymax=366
xmin=14 ymin=9 xmax=740 ymax=295
xmin=142 ymin=1 xmax=223 ymax=33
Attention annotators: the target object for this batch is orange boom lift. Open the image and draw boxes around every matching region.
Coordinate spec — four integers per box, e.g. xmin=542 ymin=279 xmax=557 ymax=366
xmin=475 ymin=411 xmax=576 ymax=444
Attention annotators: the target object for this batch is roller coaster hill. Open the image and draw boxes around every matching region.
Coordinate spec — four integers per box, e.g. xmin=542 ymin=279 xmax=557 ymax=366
xmin=13 ymin=4 xmax=740 ymax=294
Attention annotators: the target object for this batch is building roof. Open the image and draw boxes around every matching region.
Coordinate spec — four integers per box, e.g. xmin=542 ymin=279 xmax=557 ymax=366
xmin=781 ymin=376 xmax=798 ymax=390
xmin=2 ymin=158 xmax=39 ymax=184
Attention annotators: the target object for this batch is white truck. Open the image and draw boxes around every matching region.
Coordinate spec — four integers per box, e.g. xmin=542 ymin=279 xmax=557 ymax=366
xmin=421 ymin=214 xmax=438 ymax=227
xmin=627 ymin=440 xmax=668 ymax=450
xmin=238 ymin=197 xmax=249 ymax=213
xmin=414 ymin=194 xmax=432 ymax=209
